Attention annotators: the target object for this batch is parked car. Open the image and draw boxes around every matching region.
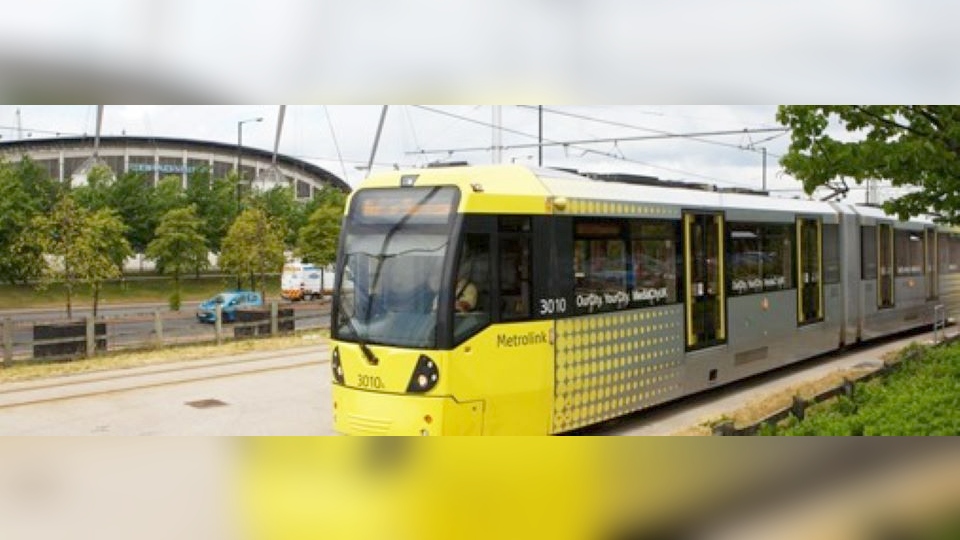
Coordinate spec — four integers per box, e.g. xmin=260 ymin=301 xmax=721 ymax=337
xmin=196 ymin=291 xmax=263 ymax=323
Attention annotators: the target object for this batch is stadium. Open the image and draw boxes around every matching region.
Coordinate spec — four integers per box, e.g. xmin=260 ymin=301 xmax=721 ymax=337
xmin=0 ymin=135 xmax=350 ymax=198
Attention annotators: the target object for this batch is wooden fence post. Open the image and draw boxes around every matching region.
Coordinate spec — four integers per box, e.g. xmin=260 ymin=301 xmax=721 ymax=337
xmin=215 ymin=304 xmax=223 ymax=346
xmin=271 ymin=302 xmax=279 ymax=337
xmin=85 ymin=316 xmax=95 ymax=358
xmin=154 ymin=311 xmax=164 ymax=347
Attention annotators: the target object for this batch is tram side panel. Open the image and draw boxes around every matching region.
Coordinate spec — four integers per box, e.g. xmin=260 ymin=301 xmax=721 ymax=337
xmin=834 ymin=204 xmax=861 ymax=345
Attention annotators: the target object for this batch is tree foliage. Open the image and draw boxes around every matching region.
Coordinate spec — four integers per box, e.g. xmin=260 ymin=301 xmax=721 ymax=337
xmin=108 ymin=171 xmax=156 ymax=252
xmin=248 ymin=185 xmax=302 ymax=247
xmin=82 ymin=208 xmax=133 ymax=315
xmin=777 ymin=105 xmax=960 ymax=223
xmin=20 ymin=196 xmax=131 ymax=318
xmin=0 ymin=161 xmax=44 ymax=284
xmin=186 ymin=169 xmax=238 ymax=252
xmin=220 ymin=207 xmax=286 ymax=299
xmin=146 ymin=206 xmax=209 ymax=309
xmin=296 ymin=189 xmax=346 ymax=267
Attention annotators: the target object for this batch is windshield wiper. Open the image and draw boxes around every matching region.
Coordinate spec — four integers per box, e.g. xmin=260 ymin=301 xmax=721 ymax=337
xmin=359 ymin=341 xmax=379 ymax=365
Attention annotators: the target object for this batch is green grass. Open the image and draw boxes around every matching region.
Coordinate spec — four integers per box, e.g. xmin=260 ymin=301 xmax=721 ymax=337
xmin=763 ymin=342 xmax=960 ymax=435
xmin=0 ymin=275 xmax=282 ymax=309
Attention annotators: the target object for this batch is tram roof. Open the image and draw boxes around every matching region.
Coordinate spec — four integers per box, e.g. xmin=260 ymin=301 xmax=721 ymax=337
xmin=357 ymin=165 xmax=936 ymax=225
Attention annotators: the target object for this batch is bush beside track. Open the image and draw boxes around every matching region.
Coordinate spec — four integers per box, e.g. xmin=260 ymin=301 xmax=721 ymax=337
xmin=760 ymin=342 xmax=960 ymax=436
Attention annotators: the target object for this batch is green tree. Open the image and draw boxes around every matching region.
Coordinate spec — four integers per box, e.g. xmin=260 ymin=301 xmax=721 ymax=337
xmin=220 ymin=207 xmax=286 ymax=300
xmin=777 ymin=105 xmax=960 ymax=223
xmin=186 ymin=169 xmax=239 ymax=253
xmin=296 ymin=194 xmax=345 ymax=268
xmin=14 ymin=155 xmax=62 ymax=214
xmin=249 ymin=185 xmax=301 ymax=247
xmin=19 ymin=196 xmax=130 ymax=318
xmin=0 ymin=160 xmax=45 ymax=284
xmin=151 ymin=175 xmax=187 ymax=226
xmin=146 ymin=206 xmax=209 ymax=310
xmin=107 ymin=171 xmax=156 ymax=253
xmin=72 ymin=164 xmax=114 ymax=211
xmin=82 ymin=209 xmax=132 ymax=316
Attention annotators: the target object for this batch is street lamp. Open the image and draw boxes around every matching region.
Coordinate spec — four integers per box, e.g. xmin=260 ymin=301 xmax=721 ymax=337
xmin=235 ymin=117 xmax=262 ymax=290
xmin=236 ymin=117 xmax=263 ymax=210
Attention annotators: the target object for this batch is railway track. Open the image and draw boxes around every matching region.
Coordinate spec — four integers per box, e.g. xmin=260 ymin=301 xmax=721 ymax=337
xmin=0 ymin=344 xmax=329 ymax=411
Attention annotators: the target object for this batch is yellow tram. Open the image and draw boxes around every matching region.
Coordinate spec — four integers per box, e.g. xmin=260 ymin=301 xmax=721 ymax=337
xmin=330 ymin=164 xmax=960 ymax=435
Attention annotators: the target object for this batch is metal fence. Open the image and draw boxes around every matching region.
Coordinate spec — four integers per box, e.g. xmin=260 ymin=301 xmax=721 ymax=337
xmin=0 ymin=301 xmax=330 ymax=366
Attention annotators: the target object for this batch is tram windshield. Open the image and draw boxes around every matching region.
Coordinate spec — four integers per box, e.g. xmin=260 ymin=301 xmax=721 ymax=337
xmin=333 ymin=186 xmax=459 ymax=349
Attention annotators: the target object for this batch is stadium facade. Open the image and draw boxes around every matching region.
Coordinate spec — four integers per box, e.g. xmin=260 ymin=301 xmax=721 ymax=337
xmin=0 ymin=135 xmax=350 ymax=198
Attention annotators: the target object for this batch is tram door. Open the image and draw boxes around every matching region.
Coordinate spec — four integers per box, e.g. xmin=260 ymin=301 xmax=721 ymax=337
xmin=684 ymin=213 xmax=726 ymax=350
xmin=797 ymin=218 xmax=823 ymax=324
xmin=925 ymin=228 xmax=938 ymax=300
xmin=877 ymin=223 xmax=895 ymax=308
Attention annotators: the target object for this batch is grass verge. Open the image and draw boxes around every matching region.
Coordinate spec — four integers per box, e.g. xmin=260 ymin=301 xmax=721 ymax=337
xmin=0 ymin=330 xmax=328 ymax=384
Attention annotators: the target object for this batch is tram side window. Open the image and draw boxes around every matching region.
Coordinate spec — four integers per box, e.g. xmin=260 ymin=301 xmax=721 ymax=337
xmin=938 ymin=233 xmax=950 ymax=274
xmin=822 ymin=224 xmax=841 ymax=284
xmin=574 ymin=220 xmax=628 ymax=310
xmin=453 ymin=234 xmax=492 ymax=344
xmin=728 ymin=223 xmax=763 ymax=295
xmin=629 ymin=220 xmax=678 ymax=305
xmin=894 ymin=230 xmax=923 ymax=276
xmin=951 ymin=236 xmax=960 ymax=273
xmin=499 ymin=217 xmax=532 ymax=320
xmin=861 ymin=226 xmax=877 ymax=279
xmin=727 ymin=222 xmax=794 ymax=296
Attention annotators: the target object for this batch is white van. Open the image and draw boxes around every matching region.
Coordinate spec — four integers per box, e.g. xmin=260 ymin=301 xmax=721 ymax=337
xmin=281 ymin=262 xmax=333 ymax=301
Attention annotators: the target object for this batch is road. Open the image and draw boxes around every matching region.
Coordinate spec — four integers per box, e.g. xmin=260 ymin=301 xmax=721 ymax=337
xmin=1 ymin=300 xmax=330 ymax=359
xmin=0 ymin=329 xmax=942 ymax=435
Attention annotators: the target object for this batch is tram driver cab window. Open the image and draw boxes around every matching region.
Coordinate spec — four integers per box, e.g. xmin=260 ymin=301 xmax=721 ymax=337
xmin=453 ymin=234 xmax=491 ymax=344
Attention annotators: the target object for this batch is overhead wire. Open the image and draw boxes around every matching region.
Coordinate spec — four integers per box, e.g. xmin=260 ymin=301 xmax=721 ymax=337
xmin=412 ymin=105 xmax=769 ymax=190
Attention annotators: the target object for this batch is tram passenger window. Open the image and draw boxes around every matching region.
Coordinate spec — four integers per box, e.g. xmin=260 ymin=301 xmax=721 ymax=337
xmin=499 ymin=217 xmax=532 ymax=320
xmin=822 ymin=224 xmax=841 ymax=284
xmin=629 ymin=220 xmax=678 ymax=305
xmin=895 ymin=230 xmax=923 ymax=276
xmin=763 ymin=224 xmax=794 ymax=290
xmin=727 ymin=222 xmax=793 ymax=295
xmin=951 ymin=236 xmax=960 ymax=273
xmin=500 ymin=236 xmax=531 ymax=320
xmin=938 ymin=233 xmax=950 ymax=275
xmin=573 ymin=220 xmax=627 ymax=311
xmin=862 ymin=226 xmax=877 ymax=279
xmin=728 ymin=224 xmax=763 ymax=295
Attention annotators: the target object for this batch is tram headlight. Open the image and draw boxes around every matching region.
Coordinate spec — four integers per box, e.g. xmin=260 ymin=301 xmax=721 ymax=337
xmin=405 ymin=355 xmax=439 ymax=393
xmin=331 ymin=347 xmax=345 ymax=385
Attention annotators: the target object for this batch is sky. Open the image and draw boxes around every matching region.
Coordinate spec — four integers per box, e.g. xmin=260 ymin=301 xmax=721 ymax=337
xmin=0 ymin=105 xmax=805 ymax=194
xmin=0 ymin=1 xmax=955 ymax=202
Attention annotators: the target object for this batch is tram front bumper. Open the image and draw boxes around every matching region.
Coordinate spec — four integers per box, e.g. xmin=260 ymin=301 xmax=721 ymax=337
xmin=332 ymin=385 xmax=484 ymax=436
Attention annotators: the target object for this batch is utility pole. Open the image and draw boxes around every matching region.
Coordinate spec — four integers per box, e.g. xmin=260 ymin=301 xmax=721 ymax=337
xmin=492 ymin=106 xmax=502 ymax=164
xmin=538 ymin=105 xmax=543 ymax=167
xmin=761 ymin=147 xmax=767 ymax=191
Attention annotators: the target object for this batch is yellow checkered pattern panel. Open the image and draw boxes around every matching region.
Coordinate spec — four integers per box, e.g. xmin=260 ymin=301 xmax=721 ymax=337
xmin=552 ymin=306 xmax=684 ymax=433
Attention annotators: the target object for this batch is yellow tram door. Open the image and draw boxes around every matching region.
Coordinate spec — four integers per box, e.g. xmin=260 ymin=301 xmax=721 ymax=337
xmin=683 ymin=212 xmax=726 ymax=350
xmin=925 ymin=227 xmax=938 ymax=300
xmin=877 ymin=223 xmax=895 ymax=308
xmin=797 ymin=217 xmax=824 ymax=324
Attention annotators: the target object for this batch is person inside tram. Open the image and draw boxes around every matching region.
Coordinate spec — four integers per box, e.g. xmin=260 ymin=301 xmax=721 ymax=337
xmin=454 ymin=262 xmax=478 ymax=313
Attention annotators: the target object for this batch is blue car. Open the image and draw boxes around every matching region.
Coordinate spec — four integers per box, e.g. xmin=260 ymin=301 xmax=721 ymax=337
xmin=196 ymin=291 xmax=263 ymax=323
